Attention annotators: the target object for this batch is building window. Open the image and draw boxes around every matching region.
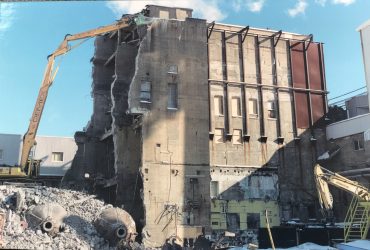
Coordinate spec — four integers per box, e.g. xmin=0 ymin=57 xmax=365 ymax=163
xmin=214 ymin=129 xmax=224 ymax=143
xmin=231 ymin=97 xmax=242 ymax=117
xmin=210 ymin=181 xmax=219 ymax=198
xmin=247 ymin=213 xmax=260 ymax=230
xmin=232 ymin=129 xmax=242 ymax=144
xmin=140 ymin=81 xmax=151 ymax=103
xmin=51 ymin=152 xmax=64 ymax=162
xmin=267 ymin=100 xmax=277 ymax=119
xmin=214 ymin=96 xmax=224 ymax=116
xmin=168 ymin=65 xmax=178 ymax=74
xmin=212 ymin=221 xmax=219 ymax=226
xmin=0 ymin=149 xmax=3 ymax=160
xmin=167 ymin=83 xmax=178 ymax=109
xmin=354 ymin=139 xmax=364 ymax=151
xmin=249 ymin=98 xmax=258 ymax=116
xmin=159 ymin=10 xmax=169 ymax=19
xmin=226 ymin=213 xmax=240 ymax=231
xmin=364 ymin=129 xmax=370 ymax=142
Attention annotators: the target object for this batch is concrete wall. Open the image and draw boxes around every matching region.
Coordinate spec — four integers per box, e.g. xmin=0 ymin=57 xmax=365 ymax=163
xmin=210 ymin=200 xmax=280 ymax=230
xmin=323 ymin=131 xmax=370 ymax=220
xmin=146 ymin=5 xmax=192 ymax=20
xmin=70 ymin=10 xmax=211 ymax=247
xmin=323 ymin=100 xmax=370 ymax=219
xmin=345 ymin=94 xmax=369 ymax=118
xmin=207 ymin=23 xmax=327 ymax=225
xmin=127 ymin=18 xmax=211 ymax=246
xmin=70 ymin=6 xmax=328 ymax=247
xmin=0 ymin=134 xmax=22 ymax=166
xmin=358 ymin=20 xmax=370 ymax=107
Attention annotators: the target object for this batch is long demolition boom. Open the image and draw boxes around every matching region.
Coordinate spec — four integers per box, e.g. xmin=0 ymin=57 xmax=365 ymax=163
xmin=314 ymin=164 xmax=370 ymax=211
xmin=20 ymin=15 xmax=136 ymax=169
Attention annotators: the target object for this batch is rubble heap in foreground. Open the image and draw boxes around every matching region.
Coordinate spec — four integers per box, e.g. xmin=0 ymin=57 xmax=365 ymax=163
xmin=0 ymin=184 xmax=131 ymax=250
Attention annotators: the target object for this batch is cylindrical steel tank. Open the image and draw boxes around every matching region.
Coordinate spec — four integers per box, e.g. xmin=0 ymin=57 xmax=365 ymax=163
xmin=94 ymin=207 xmax=136 ymax=244
xmin=26 ymin=203 xmax=67 ymax=236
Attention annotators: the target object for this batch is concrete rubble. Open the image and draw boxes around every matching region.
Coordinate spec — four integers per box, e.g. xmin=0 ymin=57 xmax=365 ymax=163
xmin=0 ymin=184 xmax=139 ymax=249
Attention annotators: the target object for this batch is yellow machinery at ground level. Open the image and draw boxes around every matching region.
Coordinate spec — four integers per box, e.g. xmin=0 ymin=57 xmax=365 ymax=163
xmin=314 ymin=164 xmax=370 ymax=242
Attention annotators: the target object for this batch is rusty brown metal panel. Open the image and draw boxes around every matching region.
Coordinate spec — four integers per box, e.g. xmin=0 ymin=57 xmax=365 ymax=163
xmin=295 ymin=92 xmax=309 ymax=129
xmin=307 ymin=43 xmax=322 ymax=90
xmin=290 ymin=42 xmax=306 ymax=89
xmin=311 ymin=94 xmax=325 ymax=124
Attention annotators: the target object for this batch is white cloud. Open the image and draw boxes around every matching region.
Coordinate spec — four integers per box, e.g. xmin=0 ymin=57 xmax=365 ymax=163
xmin=288 ymin=0 xmax=308 ymax=17
xmin=315 ymin=0 xmax=356 ymax=7
xmin=332 ymin=0 xmax=355 ymax=5
xmin=0 ymin=3 xmax=15 ymax=38
xmin=315 ymin=0 xmax=327 ymax=6
xmin=247 ymin=0 xmax=266 ymax=12
xmin=231 ymin=0 xmax=243 ymax=12
xmin=106 ymin=0 xmax=226 ymax=21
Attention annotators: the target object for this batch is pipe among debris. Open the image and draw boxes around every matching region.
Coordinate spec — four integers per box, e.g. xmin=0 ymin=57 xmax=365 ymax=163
xmin=26 ymin=204 xmax=67 ymax=236
xmin=94 ymin=207 xmax=136 ymax=244
xmin=42 ymin=221 xmax=54 ymax=232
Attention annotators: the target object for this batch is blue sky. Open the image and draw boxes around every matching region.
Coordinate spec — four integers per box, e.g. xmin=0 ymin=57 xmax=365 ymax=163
xmin=0 ymin=0 xmax=369 ymax=136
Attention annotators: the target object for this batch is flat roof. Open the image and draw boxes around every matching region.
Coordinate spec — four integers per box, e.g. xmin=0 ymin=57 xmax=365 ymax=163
xmin=357 ymin=19 xmax=370 ymax=31
xmin=211 ymin=22 xmax=309 ymax=41
xmin=146 ymin=5 xmax=193 ymax=11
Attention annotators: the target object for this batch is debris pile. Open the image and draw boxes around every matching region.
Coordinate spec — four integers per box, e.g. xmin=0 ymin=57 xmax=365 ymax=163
xmin=0 ymin=184 xmax=132 ymax=249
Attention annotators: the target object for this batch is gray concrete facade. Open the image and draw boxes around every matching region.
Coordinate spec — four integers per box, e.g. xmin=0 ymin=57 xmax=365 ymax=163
xmin=345 ymin=94 xmax=369 ymax=118
xmin=69 ymin=5 xmax=328 ymax=247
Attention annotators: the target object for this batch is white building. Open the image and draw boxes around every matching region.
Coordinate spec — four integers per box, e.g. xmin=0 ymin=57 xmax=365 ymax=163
xmin=345 ymin=93 xmax=369 ymax=118
xmin=0 ymin=134 xmax=22 ymax=166
xmin=0 ymin=133 xmax=77 ymax=176
xmin=357 ymin=19 xmax=370 ymax=106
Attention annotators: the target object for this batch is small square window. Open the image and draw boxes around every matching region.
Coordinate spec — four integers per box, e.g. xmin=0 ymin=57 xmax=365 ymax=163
xmin=159 ymin=10 xmax=169 ymax=19
xmin=167 ymin=83 xmax=178 ymax=109
xmin=354 ymin=139 xmax=364 ymax=151
xmin=231 ymin=97 xmax=242 ymax=117
xmin=232 ymin=129 xmax=242 ymax=144
xmin=214 ymin=128 xmax=224 ymax=143
xmin=249 ymin=99 xmax=258 ymax=116
xmin=51 ymin=152 xmax=64 ymax=162
xmin=214 ymin=96 xmax=224 ymax=116
xmin=168 ymin=65 xmax=178 ymax=74
xmin=210 ymin=181 xmax=219 ymax=198
xmin=212 ymin=221 xmax=219 ymax=225
xmin=0 ymin=149 xmax=3 ymax=160
xmin=267 ymin=100 xmax=277 ymax=119
xmin=140 ymin=81 xmax=151 ymax=103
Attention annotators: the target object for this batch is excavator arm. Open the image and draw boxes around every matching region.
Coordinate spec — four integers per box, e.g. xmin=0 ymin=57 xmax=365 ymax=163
xmin=20 ymin=15 xmax=139 ymax=169
xmin=314 ymin=164 xmax=370 ymax=211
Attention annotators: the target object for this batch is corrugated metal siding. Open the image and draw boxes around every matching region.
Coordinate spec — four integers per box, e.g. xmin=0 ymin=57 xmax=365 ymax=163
xmin=311 ymin=94 xmax=325 ymax=123
xmin=295 ymin=92 xmax=309 ymax=128
xmin=291 ymin=41 xmax=326 ymax=128
xmin=307 ymin=43 xmax=322 ymax=90
xmin=291 ymin=42 xmax=306 ymax=89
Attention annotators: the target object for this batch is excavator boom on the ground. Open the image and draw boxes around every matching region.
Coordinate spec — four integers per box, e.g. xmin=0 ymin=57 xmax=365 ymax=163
xmin=0 ymin=12 xmax=148 ymax=179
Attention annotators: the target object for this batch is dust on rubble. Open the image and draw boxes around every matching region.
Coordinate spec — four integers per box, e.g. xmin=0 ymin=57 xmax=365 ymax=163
xmin=0 ymin=184 xmax=125 ymax=250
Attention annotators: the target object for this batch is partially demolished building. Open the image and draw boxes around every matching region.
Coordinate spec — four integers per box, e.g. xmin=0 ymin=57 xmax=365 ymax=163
xmin=68 ymin=5 xmax=328 ymax=246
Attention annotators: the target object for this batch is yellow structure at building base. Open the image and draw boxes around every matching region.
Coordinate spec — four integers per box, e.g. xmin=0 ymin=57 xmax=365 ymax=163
xmin=210 ymin=199 xmax=280 ymax=231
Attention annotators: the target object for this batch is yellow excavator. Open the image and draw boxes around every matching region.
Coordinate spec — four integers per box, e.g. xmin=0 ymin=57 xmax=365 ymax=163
xmin=314 ymin=164 xmax=370 ymax=241
xmin=0 ymin=11 xmax=150 ymax=180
